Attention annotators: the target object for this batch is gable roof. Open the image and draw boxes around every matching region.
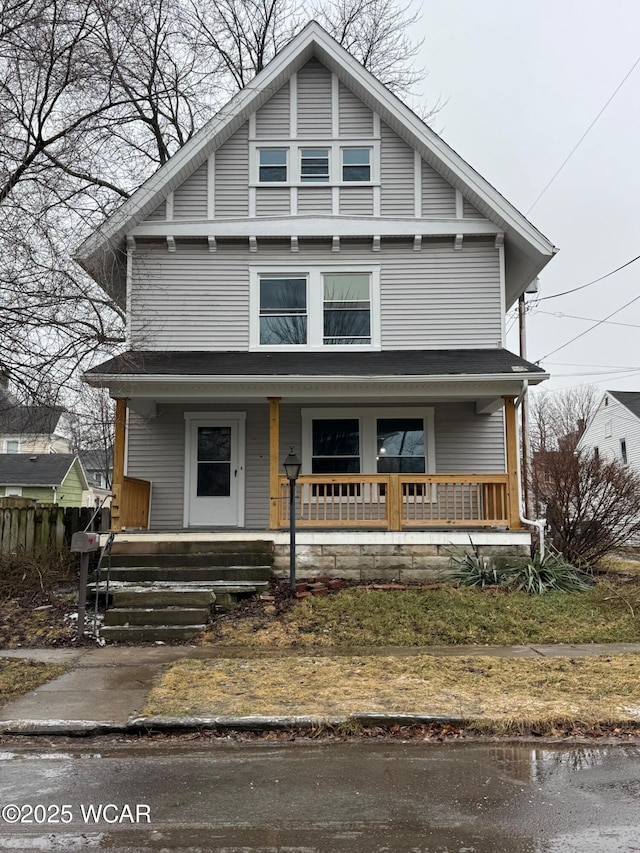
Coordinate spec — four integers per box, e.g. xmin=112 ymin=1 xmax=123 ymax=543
xmin=0 ymin=454 xmax=88 ymax=488
xmin=0 ymin=404 xmax=66 ymax=436
xmin=75 ymin=21 xmax=556 ymax=307
xmin=607 ymin=391 xmax=640 ymax=420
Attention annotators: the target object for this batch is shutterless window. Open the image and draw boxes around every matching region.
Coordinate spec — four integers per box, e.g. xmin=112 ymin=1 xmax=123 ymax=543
xmin=323 ymin=273 xmax=371 ymax=345
xmin=621 ymin=438 xmax=628 ymax=465
xmin=342 ymin=148 xmax=371 ymax=181
xmin=5 ymin=440 xmax=19 ymax=453
xmin=259 ymin=276 xmax=307 ymax=345
xmin=376 ymin=418 xmax=426 ymax=474
xmin=311 ymin=419 xmax=361 ymax=474
xmin=259 ymin=149 xmax=287 ymax=182
xmin=300 ymin=148 xmax=329 ymax=182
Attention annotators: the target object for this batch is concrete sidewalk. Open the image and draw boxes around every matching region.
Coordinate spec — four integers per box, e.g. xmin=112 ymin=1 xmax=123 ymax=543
xmin=2 ymin=642 xmax=640 ymax=735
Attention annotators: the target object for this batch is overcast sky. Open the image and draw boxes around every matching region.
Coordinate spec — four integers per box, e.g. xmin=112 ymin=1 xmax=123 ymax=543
xmin=412 ymin=0 xmax=640 ymax=395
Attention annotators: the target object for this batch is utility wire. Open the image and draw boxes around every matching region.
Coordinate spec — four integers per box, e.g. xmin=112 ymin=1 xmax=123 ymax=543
xmin=537 ymin=291 xmax=640 ymax=362
xmin=535 ymin=308 xmax=640 ymax=329
xmin=526 ymin=53 xmax=640 ymax=214
xmin=537 ymin=253 xmax=640 ymax=301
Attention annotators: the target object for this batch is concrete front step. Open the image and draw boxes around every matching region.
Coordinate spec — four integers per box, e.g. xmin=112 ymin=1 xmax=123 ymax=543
xmin=99 ymin=624 xmax=206 ymax=643
xmin=102 ymin=565 xmax=273 ymax=582
xmin=90 ymin=580 xmax=268 ymax=609
xmin=103 ymin=606 xmax=210 ymax=627
xmin=108 ymin=553 xmax=273 ymax=569
xmin=110 ymin=539 xmax=275 ymax=557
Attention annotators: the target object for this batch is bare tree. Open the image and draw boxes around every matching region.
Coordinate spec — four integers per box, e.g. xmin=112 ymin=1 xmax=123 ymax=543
xmin=529 ymin=386 xmax=600 ymax=453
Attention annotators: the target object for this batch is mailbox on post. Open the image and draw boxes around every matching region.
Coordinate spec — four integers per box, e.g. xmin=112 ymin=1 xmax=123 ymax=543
xmin=71 ymin=532 xmax=101 ymax=638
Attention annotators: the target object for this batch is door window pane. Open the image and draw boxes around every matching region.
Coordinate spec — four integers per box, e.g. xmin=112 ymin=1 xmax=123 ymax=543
xmin=301 ymin=148 xmax=329 ymax=182
xmin=323 ymin=274 xmax=371 ymax=345
xmin=198 ymin=427 xmax=231 ymax=462
xmin=312 ymin=418 xmax=360 ymax=473
xmin=259 ymin=149 xmax=287 ymax=182
xmin=197 ymin=463 xmax=231 ymax=496
xmin=259 ymin=276 xmax=307 ymax=345
xmin=376 ymin=418 xmax=425 ymax=473
xmin=197 ymin=427 xmax=231 ymax=496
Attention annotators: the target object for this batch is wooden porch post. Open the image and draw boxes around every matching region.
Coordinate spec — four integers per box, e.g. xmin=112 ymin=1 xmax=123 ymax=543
xmin=504 ymin=397 xmax=523 ymax=530
xmin=111 ymin=397 xmax=128 ymax=532
xmin=268 ymin=397 xmax=281 ymax=529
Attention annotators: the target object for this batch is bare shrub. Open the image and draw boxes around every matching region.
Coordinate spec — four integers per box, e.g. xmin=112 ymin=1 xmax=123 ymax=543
xmin=0 ymin=549 xmax=75 ymax=600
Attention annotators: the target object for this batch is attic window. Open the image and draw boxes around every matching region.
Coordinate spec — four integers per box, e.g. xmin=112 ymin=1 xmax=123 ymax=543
xmin=300 ymin=149 xmax=329 ymax=182
xmin=259 ymin=149 xmax=287 ymax=182
xmin=342 ymin=148 xmax=371 ymax=182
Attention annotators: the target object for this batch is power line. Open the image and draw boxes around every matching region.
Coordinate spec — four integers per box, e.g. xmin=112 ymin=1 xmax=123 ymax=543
xmin=526 ymin=53 xmax=640 ymax=214
xmin=537 ymin=291 xmax=640 ymax=362
xmin=537 ymin=253 xmax=640 ymax=301
xmin=534 ymin=308 xmax=640 ymax=329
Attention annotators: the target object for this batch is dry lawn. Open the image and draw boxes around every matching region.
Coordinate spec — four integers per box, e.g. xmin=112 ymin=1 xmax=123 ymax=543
xmin=143 ymin=653 xmax=640 ymax=725
xmin=0 ymin=659 xmax=68 ymax=705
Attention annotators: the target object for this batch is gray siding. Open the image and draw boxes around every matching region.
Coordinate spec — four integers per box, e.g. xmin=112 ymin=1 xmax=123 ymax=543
xmin=255 ymin=82 xmax=290 ymax=137
xmin=339 ymin=187 xmax=374 ymax=216
xmin=380 ymin=238 xmax=502 ymax=348
xmin=298 ymin=187 xmax=332 ymax=214
xmin=173 ymin=162 xmax=208 ymax=219
xmin=215 ymin=122 xmax=249 ymax=217
xmin=256 ymin=187 xmax=291 ymax=217
xmin=297 ymin=59 xmax=332 ymax=137
xmin=421 ymin=160 xmax=456 ymax=217
xmin=130 ymin=238 xmax=501 ymax=350
xmin=144 ymin=201 xmax=166 ymax=222
xmin=435 ymin=403 xmax=505 ymax=472
xmin=380 ymin=122 xmax=414 ymax=216
xmin=127 ymin=401 xmax=505 ymax=531
xmin=463 ymin=197 xmax=486 ymax=219
xmin=339 ymin=82 xmax=373 ymax=136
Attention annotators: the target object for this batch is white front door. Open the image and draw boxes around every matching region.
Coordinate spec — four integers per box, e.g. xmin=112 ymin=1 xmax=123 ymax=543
xmin=186 ymin=418 xmax=244 ymax=526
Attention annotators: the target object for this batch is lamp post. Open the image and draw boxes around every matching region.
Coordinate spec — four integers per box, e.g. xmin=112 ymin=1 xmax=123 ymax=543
xmin=284 ymin=447 xmax=301 ymax=595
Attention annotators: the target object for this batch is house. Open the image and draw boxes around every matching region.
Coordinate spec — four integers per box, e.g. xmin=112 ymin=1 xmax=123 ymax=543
xmin=0 ymin=378 xmax=73 ymax=455
xmin=0 ymin=454 xmax=88 ymax=506
xmin=76 ymin=22 xmax=556 ymax=572
xmin=577 ymin=391 xmax=640 ymax=468
xmin=79 ymin=449 xmax=113 ymax=509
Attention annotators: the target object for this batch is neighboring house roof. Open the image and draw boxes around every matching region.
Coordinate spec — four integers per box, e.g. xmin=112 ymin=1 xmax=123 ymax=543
xmin=74 ymin=21 xmax=557 ymax=308
xmin=87 ymin=348 xmax=547 ymax=380
xmin=0 ymin=454 xmax=88 ymax=488
xmin=80 ymin=449 xmax=113 ymax=473
xmin=607 ymin=391 xmax=640 ymax=420
xmin=0 ymin=404 xmax=66 ymax=435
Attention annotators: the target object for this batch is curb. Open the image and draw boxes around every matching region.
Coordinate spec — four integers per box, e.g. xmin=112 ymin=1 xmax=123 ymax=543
xmin=0 ymin=713 xmax=469 ymax=737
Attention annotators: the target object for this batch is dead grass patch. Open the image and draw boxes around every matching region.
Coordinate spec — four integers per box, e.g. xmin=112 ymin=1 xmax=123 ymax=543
xmin=144 ymin=653 xmax=640 ymax=723
xmin=0 ymin=659 xmax=68 ymax=705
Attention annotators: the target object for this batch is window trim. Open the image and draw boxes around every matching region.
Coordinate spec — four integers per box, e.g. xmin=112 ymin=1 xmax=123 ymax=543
xmin=301 ymin=407 xmax=435 ymax=476
xmin=341 ymin=146 xmax=372 ymax=183
xmin=258 ymin=147 xmax=288 ymax=184
xmin=250 ymin=140 xmax=379 ymax=186
xmin=250 ymin=264 xmax=381 ymax=351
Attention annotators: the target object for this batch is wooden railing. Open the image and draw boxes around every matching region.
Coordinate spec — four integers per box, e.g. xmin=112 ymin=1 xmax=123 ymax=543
xmin=120 ymin=476 xmax=152 ymax=529
xmin=277 ymin=473 xmax=510 ymax=530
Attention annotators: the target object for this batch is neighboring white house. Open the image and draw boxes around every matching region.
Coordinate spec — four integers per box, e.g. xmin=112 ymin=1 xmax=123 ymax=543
xmin=0 ymin=401 xmax=73 ymax=455
xmin=577 ymin=391 xmax=640 ymax=469
xmin=77 ymin=21 xmax=557 ymax=560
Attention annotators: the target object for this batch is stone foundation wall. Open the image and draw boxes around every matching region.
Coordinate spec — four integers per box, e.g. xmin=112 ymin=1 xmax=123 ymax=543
xmin=272 ymin=542 xmax=530 ymax=583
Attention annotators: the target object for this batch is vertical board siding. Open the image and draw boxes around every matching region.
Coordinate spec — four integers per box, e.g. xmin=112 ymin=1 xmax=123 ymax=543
xmin=126 ymin=401 xmax=505 ymax=531
xmin=463 ymin=197 xmax=486 ymax=219
xmin=130 ymin=238 xmax=501 ymax=351
xmin=380 ymin=239 xmax=502 ymax=348
xmin=173 ymin=162 xmax=208 ymax=219
xmin=338 ymin=82 xmax=373 ymax=136
xmin=130 ymin=242 xmax=249 ymax=349
xmin=435 ymin=403 xmax=505 ymax=472
xmin=380 ymin=122 xmax=415 ymax=216
xmin=421 ymin=160 xmax=456 ymax=217
xmin=144 ymin=201 xmax=166 ymax=222
xmin=339 ymin=187 xmax=374 ymax=216
xmin=256 ymin=187 xmax=291 ymax=217
xmin=297 ymin=59 xmax=332 ymax=137
xmin=298 ymin=187 xmax=332 ymax=214
xmin=255 ymin=82 xmax=290 ymax=137
xmin=215 ymin=122 xmax=249 ymax=217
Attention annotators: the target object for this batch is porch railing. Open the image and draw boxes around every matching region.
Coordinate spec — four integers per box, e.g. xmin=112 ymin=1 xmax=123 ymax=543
xmin=277 ymin=473 xmax=510 ymax=530
xmin=120 ymin=476 xmax=152 ymax=529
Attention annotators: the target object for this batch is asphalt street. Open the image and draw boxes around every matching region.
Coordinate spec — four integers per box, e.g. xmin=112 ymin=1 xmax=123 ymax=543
xmin=0 ymin=739 xmax=639 ymax=851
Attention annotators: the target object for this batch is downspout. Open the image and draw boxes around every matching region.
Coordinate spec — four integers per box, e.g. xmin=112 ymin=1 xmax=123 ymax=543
xmin=514 ymin=380 xmax=546 ymax=558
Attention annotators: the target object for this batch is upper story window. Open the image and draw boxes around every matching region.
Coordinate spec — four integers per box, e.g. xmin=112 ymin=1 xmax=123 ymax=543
xmin=259 ymin=149 xmax=287 ymax=182
xmin=342 ymin=148 xmax=371 ymax=182
xmin=251 ymin=265 xmax=379 ymax=350
xmin=300 ymin=149 xmax=329 ymax=182
xmin=621 ymin=438 xmax=628 ymax=465
xmin=259 ymin=276 xmax=307 ymax=345
xmin=4 ymin=440 xmax=19 ymax=453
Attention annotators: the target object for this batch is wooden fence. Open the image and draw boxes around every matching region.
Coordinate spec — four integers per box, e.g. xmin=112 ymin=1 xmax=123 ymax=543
xmin=0 ymin=499 xmax=110 ymax=555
